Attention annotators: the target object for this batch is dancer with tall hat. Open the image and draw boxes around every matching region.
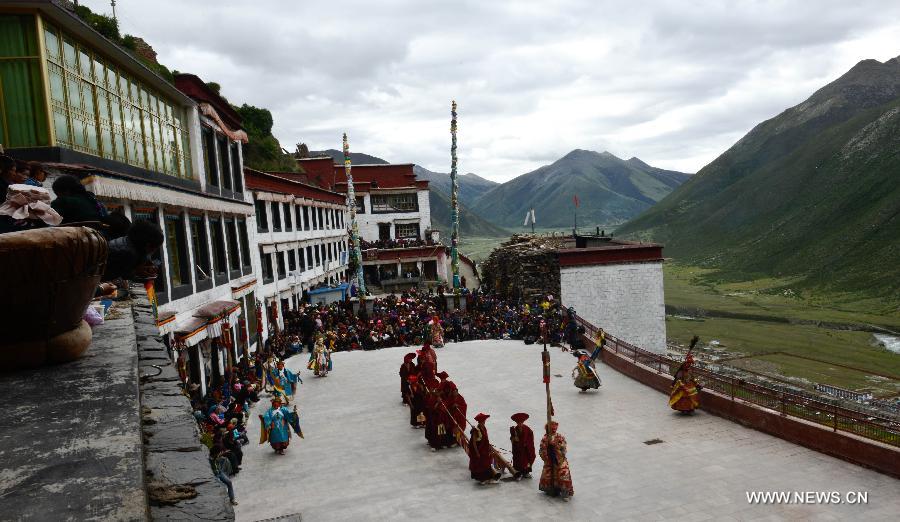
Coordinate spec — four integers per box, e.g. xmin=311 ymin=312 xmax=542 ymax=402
xmin=259 ymin=395 xmax=302 ymax=455
xmin=509 ymin=412 xmax=535 ymax=480
xmin=468 ymin=412 xmax=501 ymax=485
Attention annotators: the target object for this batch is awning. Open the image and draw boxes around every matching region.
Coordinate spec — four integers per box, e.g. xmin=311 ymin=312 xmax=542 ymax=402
xmin=156 ymin=311 xmax=178 ymax=335
xmin=231 ymin=279 xmax=257 ymax=299
xmin=192 ymin=300 xmax=241 ymax=339
xmin=173 ymin=317 xmax=209 ymax=347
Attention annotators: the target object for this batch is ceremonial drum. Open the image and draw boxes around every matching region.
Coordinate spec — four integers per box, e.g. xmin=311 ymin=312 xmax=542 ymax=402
xmin=0 ymin=226 xmax=108 ymax=370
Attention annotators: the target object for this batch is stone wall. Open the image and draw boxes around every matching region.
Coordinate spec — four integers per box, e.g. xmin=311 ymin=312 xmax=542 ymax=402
xmin=132 ymin=287 xmax=235 ymax=520
xmin=560 ymin=261 xmax=666 ymax=353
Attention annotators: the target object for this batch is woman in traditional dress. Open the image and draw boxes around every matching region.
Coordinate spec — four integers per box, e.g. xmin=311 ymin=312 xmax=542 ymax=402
xmin=669 ymin=336 xmax=701 ymax=413
xmin=539 ymin=421 xmax=574 ymax=499
xmin=430 ymin=315 xmax=445 ymax=347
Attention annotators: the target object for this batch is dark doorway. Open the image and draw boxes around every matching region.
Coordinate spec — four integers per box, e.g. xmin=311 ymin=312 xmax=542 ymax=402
xmin=378 ymin=223 xmax=391 ymax=241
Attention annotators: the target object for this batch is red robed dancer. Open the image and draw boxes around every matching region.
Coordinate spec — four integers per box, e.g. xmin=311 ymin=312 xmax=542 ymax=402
xmin=669 ymin=336 xmax=701 ymax=413
xmin=509 ymin=412 xmax=535 ymax=480
xmin=417 ymin=342 xmax=437 ymax=381
xmin=408 ymin=374 xmax=426 ymax=429
xmin=445 ymin=381 xmax=467 ymax=447
xmin=468 ymin=413 xmax=501 ymax=485
xmin=399 ymin=352 xmax=417 ymax=405
xmin=423 ymin=373 xmax=445 ymax=450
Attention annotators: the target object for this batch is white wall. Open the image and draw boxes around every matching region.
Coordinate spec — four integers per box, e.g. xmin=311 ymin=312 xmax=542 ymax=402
xmin=356 ymin=189 xmax=432 ymax=242
xmin=559 ymin=261 xmax=666 ymax=353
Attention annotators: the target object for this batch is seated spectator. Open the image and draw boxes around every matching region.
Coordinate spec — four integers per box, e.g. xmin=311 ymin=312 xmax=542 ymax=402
xmin=23 ymin=161 xmax=47 ymax=187
xmin=0 ymin=184 xmax=63 ymax=234
xmin=102 ymin=219 xmax=164 ymax=281
xmin=0 ymin=155 xmax=27 ymax=196
xmin=51 ymin=175 xmax=107 ymax=224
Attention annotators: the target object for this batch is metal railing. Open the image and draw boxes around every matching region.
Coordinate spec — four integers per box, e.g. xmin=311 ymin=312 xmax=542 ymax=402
xmin=573 ymin=315 xmax=900 ymax=447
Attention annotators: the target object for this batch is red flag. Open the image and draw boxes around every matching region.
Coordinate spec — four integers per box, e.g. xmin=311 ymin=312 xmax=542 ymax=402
xmin=573 ymin=195 xmax=580 ymax=208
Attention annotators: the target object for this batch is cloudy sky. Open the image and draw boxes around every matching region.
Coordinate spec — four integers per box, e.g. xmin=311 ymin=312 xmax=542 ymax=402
xmin=82 ymin=0 xmax=900 ymax=182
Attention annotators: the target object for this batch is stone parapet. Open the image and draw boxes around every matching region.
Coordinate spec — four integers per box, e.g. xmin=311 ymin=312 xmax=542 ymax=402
xmin=131 ymin=286 xmax=235 ymax=520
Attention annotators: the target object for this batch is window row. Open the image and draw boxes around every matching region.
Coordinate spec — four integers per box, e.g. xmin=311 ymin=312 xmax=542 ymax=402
xmin=371 ymin=193 xmax=419 ymax=213
xmin=259 ymin=239 xmax=348 ymax=284
xmin=201 ymin=125 xmax=243 ymax=194
xmin=43 ymin=22 xmax=192 ymax=179
xmin=255 ymin=199 xmax=346 ymax=234
xmin=159 ymin=210 xmax=252 ymax=300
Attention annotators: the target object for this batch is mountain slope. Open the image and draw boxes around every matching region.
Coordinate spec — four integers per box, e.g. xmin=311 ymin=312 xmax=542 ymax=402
xmin=617 ymin=56 xmax=900 ymax=298
xmin=413 ymin=166 xmax=499 ymax=207
xmin=470 ymin=150 xmax=691 ymax=229
xmin=309 ymin=149 xmax=390 ymax=165
xmin=428 ymin=188 xmax=509 ymax=237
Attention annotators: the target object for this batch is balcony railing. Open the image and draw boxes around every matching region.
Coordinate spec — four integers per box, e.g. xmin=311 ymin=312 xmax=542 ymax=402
xmin=573 ymin=314 xmax=900 ymax=448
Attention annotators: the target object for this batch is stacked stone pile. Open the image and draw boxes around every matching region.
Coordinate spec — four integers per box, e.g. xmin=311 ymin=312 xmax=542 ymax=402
xmin=481 ymin=234 xmax=568 ymax=300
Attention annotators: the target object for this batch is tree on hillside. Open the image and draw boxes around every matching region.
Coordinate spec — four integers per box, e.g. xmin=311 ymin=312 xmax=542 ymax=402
xmin=234 ymin=104 xmax=297 ymax=172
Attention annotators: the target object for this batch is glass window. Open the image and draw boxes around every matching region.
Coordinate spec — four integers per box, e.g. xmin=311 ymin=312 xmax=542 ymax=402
xmin=317 ymin=207 xmax=324 ymax=230
xmin=132 ymin=208 xmax=165 ymax=295
xmin=237 ymin=218 xmax=251 ymax=270
xmin=209 ymin=217 xmax=227 ymax=280
xmin=260 ymin=249 xmax=273 ymax=283
xmin=202 ymin=127 xmax=217 ymax=187
xmin=255 ymin=201 xmax=268 ymax=232
xmin=288 ymin=250 xmax=296 ymax=272
xmin=40 ymin=22 xmax=190 ymax=177
xmin=372 ymin=193 xmax=418 ymax=212
xmin=271 ymin=202 xmax=282 ymax=232
xmin=165 ymin=213 xmax=190 ymax=288
xmin=295 ymin=205 xmax=302 ymax=231
xmin=306 ymin=246 xmax=313 ymax=269
xmin=218 ymin=134 xmax=231 ymax=191
xmin=189 ymin=215 xmax=211 ymax=282
xmin=276 ymin=251 xmax=286 ymax=279
xmin=355 ymin=196 xmax=366 ymax=214
xmin=302 ymin=206 xmax=310 ymax=231
xmin=230 ymin=143 xmax=242 ymax=193
xmin=283 ymin=202 xmax=292 ymax=231
xmin=226 ymin=217 xmax=240 ymax=272
xmin=298 ymin=247 xmax=306 ymax=271
xmin=396 ymin=223 xmax=420 ymax=239
xmin=0 ymin=15 xmax=49 ymax=148
xmin=315 ymin=244 xmax=321 ymax=266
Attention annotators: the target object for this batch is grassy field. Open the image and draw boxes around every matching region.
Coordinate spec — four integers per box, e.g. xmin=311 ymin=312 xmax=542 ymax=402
xmin=665 ymin=263 xmax=900 ymax=397
xmin=459 ymin=236 xmax=900 ymax=396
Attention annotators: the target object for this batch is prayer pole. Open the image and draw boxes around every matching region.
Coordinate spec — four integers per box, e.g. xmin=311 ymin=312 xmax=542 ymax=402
xmin=344 ymin=133 xmax=366 ymax=299
xmin=540 ymin=319 xmax=558 ymax=491
xmin=449 ymin=101 xmax=460 ymax=291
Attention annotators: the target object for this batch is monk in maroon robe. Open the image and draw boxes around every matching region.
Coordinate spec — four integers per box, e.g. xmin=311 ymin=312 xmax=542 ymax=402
xmin=447 ymin=384 xmax=468 ymax=447
xmin=417 ymin=342 xmax=437 ymax=380
xmin=468 ymin=413 xmax=500 ymax=484
xmin=438 ymin=376 xmax=458 ymax=448
xmin=408 ymin=375 xmax=425 ymax=428
xmin=422 ymin=373 xmax=443 ymax=449
xmin=509 ymin=412 xmax=536 ymax=479
xmin=399 ymin=353 xmax=417 ymax=405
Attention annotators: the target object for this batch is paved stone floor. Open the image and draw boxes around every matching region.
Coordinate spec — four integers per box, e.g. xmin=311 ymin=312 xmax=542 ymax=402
xmin=233 ymin=341 xmax=899 ymax=521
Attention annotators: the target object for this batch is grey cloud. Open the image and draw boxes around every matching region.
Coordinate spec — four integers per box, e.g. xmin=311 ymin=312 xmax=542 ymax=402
xmin=80 ymin=0 xmax=900 ymax=181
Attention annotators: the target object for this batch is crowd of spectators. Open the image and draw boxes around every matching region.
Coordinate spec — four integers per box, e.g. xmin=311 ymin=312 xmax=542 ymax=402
xmin=263 ymin=288 xmax=576 ymax=358
xmin=360 ymin=237 xmax=435 ymax=250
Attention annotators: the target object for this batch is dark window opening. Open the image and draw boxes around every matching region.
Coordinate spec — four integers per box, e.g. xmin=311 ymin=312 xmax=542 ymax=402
xmin=271 ymin=202 xmax=282 ymax=232
xmin=255 ymin=200 xmax=268 ymax=232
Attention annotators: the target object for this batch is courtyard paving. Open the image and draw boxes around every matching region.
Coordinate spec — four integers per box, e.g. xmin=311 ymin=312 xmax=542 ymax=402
xmin=233 ymin=340 xmax=899 ymax=521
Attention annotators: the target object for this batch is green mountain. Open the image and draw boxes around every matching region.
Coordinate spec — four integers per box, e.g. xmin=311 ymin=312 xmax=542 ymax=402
xmin=617 ymin=56 xmax=900 ymax=298
xmin=310 ymin=149 xmax=389 ymax=165
xmin=413 ymin=166 xmax=499 ymax=207
xmin=470 ymin=150 xmax=691 ymax=229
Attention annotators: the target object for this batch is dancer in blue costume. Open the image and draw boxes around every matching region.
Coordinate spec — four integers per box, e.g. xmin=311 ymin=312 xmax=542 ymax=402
xmin=260 ymin=396 xmax=302 ymax=455
xmin=268 ymin=360 xmax=301 ymax=404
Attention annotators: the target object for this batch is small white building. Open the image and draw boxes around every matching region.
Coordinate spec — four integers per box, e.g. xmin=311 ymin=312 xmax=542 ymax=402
xmin=244 ymin=168 xmax=349 ymax=338
xmin=300 ymin=157 xmax=451 ymax=293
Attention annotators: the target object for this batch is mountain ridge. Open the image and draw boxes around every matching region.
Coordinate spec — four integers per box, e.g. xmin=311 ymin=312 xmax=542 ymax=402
xmin=617 ymin=56 xmax=900 ymax=299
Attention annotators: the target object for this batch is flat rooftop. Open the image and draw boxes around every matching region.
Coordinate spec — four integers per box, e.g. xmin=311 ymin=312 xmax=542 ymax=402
xmin=233 ymin=340 xmax=898 ymax=521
